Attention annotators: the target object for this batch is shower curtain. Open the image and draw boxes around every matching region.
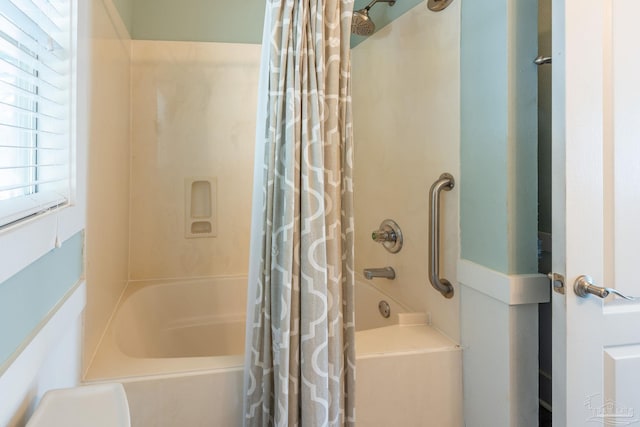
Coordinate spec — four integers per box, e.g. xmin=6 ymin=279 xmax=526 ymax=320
xmin=243 ymin=0 xmax=355 ymax=426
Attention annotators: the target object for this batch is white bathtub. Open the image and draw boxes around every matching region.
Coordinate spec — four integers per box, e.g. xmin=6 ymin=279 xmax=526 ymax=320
xmin=85 ymin=276 xmax=462 ymax=426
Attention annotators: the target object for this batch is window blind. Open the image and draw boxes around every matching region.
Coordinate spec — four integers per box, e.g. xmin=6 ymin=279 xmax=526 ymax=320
xmin=0 ymin=0 xmax=71 ymax=228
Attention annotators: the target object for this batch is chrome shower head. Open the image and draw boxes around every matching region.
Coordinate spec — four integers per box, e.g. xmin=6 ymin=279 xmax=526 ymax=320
xmin=351 ymin=8 xmax=375 ymax=36
xmin=351 ymin=0 xmax=396 ymax=36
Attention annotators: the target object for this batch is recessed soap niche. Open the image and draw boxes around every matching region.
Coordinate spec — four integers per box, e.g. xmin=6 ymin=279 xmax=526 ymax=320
xmin=185 ymin=177 xmax=217 ymax=238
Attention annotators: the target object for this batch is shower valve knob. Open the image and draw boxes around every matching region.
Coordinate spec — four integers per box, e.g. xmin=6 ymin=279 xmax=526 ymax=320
xmin=372 ymin=219 xmax=403 ymax=253
xmin=372 ymin=230 xmax=396 ymax=242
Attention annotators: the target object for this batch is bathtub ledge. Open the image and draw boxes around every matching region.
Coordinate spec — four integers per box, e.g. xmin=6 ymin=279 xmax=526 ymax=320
xmin=355 ymin=324 xmax=459 ymax=358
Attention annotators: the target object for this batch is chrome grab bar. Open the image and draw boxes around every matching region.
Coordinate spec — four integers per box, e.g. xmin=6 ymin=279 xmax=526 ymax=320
xmin=428 ymin=173 xmax=455 ymax=299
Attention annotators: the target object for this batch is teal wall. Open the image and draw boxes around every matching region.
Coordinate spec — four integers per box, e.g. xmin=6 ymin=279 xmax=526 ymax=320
xmin=0 ymin=232 xmax=84 ymax=370
xmin=460 ymin=0 xmax=538 ymax=274
xmin=111 ymin=0 xmax=133 ymax=34
xmin=131 ymin=0 xmax=264 ymax=43
xmin=351 ymin=0 xmax=422 ymax=47
xmin=111 ymin=0 xmax=418 ymax=45
xmin=460 ymin=0 xmax=509 ymax=273
xmin=538 ymin=0 xmax=552 ymax=234
xmin=509 ymin=0 xmax=539 ymax=274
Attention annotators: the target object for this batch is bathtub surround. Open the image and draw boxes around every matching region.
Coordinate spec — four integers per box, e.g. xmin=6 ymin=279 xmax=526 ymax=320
xmin=129 ymin=41 xmax=260 ymax=280
xmin=351 ymin=4 xmax=465 ymax=422
xmin=351 ymin=1 xmax=461 ymax=341
xmin=244 ymin=1 xmax=356 ymax=424
xmin=84 ymin=0 xmax=132 ymax=374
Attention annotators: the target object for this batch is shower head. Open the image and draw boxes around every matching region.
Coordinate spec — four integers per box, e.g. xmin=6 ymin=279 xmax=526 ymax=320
xmin=351 ymin=8 xmax=375 ymax=36
xmin=351 ymin=0 xmax=396 ymax=36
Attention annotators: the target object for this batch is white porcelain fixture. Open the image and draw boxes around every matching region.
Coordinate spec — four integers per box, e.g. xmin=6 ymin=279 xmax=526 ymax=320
xmin=85 ymin=277 xmax=462 ymax=426
xmin=26 ymin=383 xmax=130 ymax=427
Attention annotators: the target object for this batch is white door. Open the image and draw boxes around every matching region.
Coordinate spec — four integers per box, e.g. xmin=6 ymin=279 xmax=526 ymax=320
xmin=552 ymin=0 xmax=640 ymax=425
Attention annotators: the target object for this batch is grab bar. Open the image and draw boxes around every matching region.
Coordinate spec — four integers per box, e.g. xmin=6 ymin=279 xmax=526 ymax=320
xmin=428 ymin=173 xmax=455 ymax=299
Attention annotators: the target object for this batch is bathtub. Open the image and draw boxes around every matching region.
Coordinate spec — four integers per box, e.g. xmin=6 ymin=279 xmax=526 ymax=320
xmin=85 ymin=276 xmax=462 ymax=426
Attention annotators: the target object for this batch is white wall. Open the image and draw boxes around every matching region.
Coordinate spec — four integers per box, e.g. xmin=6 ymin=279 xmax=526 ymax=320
xmin=83 ymin=0 xmax=132 ymax=373
xmin=351 ymin=2 xmax=461 ymax=341
xmin=128 ymin=41 xmax=260 ymax=280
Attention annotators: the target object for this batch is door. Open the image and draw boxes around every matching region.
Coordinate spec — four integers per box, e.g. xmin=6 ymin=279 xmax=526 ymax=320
xmin=552 ymin=0 xmax=640 ymax=425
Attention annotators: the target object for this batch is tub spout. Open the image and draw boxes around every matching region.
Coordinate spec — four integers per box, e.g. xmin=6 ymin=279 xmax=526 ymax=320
xmin=363 ymin=267 xmax=396 ymax=280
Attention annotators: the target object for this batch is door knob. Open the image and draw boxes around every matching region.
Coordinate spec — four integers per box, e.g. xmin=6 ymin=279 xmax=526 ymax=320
xmin=573 ymin=275 xmax=635 ymax=300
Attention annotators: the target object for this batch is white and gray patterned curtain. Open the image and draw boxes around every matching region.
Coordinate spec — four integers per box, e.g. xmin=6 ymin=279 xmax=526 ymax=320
xmin=243 ymin=0 xmax=355 ymax=426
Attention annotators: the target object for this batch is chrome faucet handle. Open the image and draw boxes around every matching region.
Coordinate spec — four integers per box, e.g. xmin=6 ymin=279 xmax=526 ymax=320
xmin=372 ymin=229 xmax=396 ymax=242
xmin=371 ymin=219 xmax=403 ymax=253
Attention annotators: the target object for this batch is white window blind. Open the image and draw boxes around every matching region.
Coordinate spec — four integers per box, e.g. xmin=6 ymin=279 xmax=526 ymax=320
xmin=0 ymin=0 xmax=71 ymax=228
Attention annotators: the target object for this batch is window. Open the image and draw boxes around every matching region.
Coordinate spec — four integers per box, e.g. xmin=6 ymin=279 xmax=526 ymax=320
xmin=0 ymin=0 xmax=72 ymax=228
